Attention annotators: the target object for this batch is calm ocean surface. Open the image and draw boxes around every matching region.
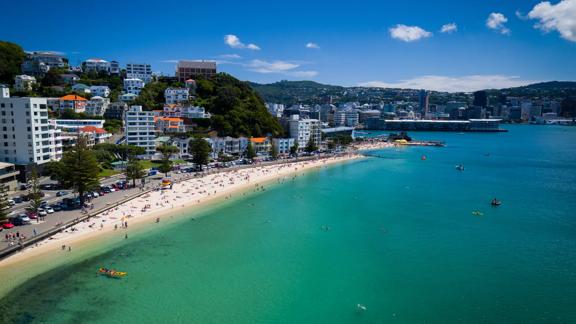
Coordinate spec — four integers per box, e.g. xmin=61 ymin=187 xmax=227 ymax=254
xmin=1 ymin=125 xmax=575 ymax=323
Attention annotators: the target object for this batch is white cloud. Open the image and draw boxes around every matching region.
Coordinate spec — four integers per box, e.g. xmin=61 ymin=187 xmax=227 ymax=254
xmin=358 ymin=75 xmax=538 ymax=92
xmin=160 ymin=60 xmax=179 ymax=63
xmin=287 ymin=70 xmax=319 ymax=77
xmin=486 ymin=12 xmax=510 ymax=34
xmin=224 ymin=35 xmax=260 ymax=50
xmin=219 ymin=54 xmax=242 ymax=59
xmin=245 ymin=59 xmax=318 ymax=78
xmin=440 ymin=23 xmax=458 ymax=33
xmin=389 ymin=24 xmax=432 ymax=42
xmin=306 ymin=42 xmax=320 ymax=49
xmin=528 ymin=0 xmax=576 ymax=42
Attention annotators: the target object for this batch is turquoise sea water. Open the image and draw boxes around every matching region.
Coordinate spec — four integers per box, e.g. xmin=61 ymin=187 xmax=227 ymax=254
xmin=1 ymin=125 xmax=575 ymax=323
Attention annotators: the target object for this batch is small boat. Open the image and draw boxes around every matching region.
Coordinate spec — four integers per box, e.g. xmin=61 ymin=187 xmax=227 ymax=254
xmin=472 ymin=211 xmax=484 ymax=216
xmin=455 ymin=164 xmax=465 ymax=171
xmin=98 ymin=267 xmax=127 ymax=278
xmin=491 ymin=199 xmax=502 ymax=206
xmin=357 ymin=304 xmax=367 ymax=311
xmin=421 ymin=155 xmax=427 ymax=160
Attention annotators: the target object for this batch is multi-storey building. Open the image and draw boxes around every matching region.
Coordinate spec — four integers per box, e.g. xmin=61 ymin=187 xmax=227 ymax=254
xmin=176 ymin=61 xmax=217 ymax=82
xmin=1 ymin=85 xmax=9 ymax=98
xmin=154 ymin=117 xmax=187 ymax=133
xmin=333 ymin=110 xmax=359 ymax=127
xmin=82 ymin=59 xmax=112 ymax=74
xmin=85 ymin=96 xmax=110 ymax=116
xmin=162 ymin=104 xmax=209 ymax=119
xmin=58 ymin=94 xmax=88 ymax=113
xmin=14 ymin=75 xmax=36 ymax=92
xmin=272 ymin=138 xmax=295 ymax=155
xmin=104 ymin=102 xmax=128 ymax=120
xmin=123 ymin=78 xmax=145 ymax=96
xmin=126 ymin=63 xmax=152 ymax=83
xmin=164 ymin=87 xmax=190 ymax=104
xmin=90 ymin=85 xmax=111 ymax=98
xmin=0 ymin=162 xmax=19 ymax=191
xmin=0 ymin=97 xmax=63 ymax=168
xmin=125 ymin=105 xmax=157 ymax=156
xmin=21 ymin=51 xmax=68 ymax=75
xmin=288 ymin=115 xmax=321 ymax=149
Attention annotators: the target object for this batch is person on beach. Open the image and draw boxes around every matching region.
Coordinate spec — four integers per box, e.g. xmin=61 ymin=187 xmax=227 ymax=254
xmin=68 ymin=246 xmax=71 ymax=252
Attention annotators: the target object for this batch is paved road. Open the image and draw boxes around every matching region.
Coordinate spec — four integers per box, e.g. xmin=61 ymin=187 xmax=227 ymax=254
xmin=0 ymin=171 xmax=194 ymax=250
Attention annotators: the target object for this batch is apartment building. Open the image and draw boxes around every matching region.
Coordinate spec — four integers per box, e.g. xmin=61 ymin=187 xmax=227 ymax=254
xmin=21 ymin=51 xmax=68 ymax=75
xmin=0 ymin=97 xmax=63 ymax=166
xmin=14 ymin=75 xmax=36 ymax=92
xmin=288 ymin=115 xmax=321 ymax=149
xmin=126 ymin=63 xmax=152 ymax=83
xmin=176 ymin=61 xmax=217 ymax=82
xmin=85 ymin=96 xmax=110 ymax=116
xmin=90 ymin=85 xmax=111 ymax=98
xmin=123 ymin=78 xmax=145 ymax=96
xmin=58 ymin=94 xmax=88 ymax=113
xmin=125 ymin=105 xmax=157 ymax=155
xmin=164 ymin=87 xmax=190 ymax=104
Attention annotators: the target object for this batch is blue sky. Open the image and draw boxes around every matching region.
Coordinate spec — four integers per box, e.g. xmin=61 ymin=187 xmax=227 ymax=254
xmin=1 ymin=0 xmax=575 ymax=91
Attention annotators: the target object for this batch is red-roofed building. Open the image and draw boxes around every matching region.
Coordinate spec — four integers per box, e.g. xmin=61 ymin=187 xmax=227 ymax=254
xmin=58 ymin=94 xmax=87 ymax=113
xmin=154 ymin=117 xmax=187 ymax=133
xmin=249 ymin=137 xmax=271 ymax=153
xmin=79 ymin=126 xmax=111 ymax=144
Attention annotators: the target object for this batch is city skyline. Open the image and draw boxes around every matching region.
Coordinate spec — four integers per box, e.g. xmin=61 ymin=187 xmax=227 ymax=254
xmin=1 ymin=0 xmax=575 ymax=92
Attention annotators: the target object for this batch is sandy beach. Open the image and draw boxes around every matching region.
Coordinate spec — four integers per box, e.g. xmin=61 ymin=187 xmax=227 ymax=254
xmin=0 ymin=152 xmax=372 ymax=296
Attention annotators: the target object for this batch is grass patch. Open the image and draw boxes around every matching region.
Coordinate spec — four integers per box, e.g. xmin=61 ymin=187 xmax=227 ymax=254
xmin=99 ymin=168 xmax=120 ymax=178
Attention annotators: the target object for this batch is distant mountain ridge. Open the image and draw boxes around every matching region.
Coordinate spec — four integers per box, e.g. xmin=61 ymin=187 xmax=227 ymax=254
xmin=250 ymin=80 xmax=576 ymax=105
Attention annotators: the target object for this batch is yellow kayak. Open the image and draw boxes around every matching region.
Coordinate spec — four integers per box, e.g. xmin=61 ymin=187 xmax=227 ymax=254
xmin=98 ymin=268 xmax=127 ymax=278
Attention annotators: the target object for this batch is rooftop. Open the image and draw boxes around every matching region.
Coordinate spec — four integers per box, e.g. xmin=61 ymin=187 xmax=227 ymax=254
xmin=60 ymin=94 xmax=87 ymax=101
xmin=177 ymin=61 xmax=217 ymax=69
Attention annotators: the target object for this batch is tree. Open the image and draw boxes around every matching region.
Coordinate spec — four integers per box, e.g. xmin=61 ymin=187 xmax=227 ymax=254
xmin=157 ymin=144 xmax=179 ymax=177
xmin=44 ymin=160 xmax=66 ymax=184
xmin=27 ymin=168 xmax=43 ymax=216
xmin=125 ymin=159 xmax=146 ymax=187
xmin=305 ymin=137 xmax=318 ymax=153
xmin=103 ymin=119 xmax=123 ymax=134
xmin=189 ymin=137 xmax=212 ymax=168
xmin=270 ymin=140 xmax=279 ymax=159
xmin=245 ymin=142 xmax=256 ymax=160
xmin=290 ymin=142 xmax=299 ymax=156
xmin=60 ymin=135 xmax=100 ymax=206
xmin=0 ymin=41 xmax=25 ymax=84
xmin=0 ymin=184 xmax=10 ymax=222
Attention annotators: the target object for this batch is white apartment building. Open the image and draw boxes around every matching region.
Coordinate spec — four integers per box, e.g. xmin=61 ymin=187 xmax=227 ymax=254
xmin=333 ymin=110 xmax=359 ymax=127
xmin=90 ymin=85 xmax=111 ymax=98
xmin=14 ymin=75 xmax=36 ymax=92
xmin=272 ymin=138 xmax=295 ymax=155
xmin=288 ymin=115 xmax=321 ymax=149
xmin=164 ymin=87 xmax=190 ymax=104
xmin=0 ymin=97 xmax=63 ymax=165
xmin=125 ymin=105 xmax=157 ymax=156
xmin=124 ymin=78 xmax=145 ymax=96
xmin=82 ymin=59 xmax=111 ymax=73
xmin=85 ymin=96 xmax=110 ymax=116
xmin=126 ymin=63 xmax=152 ymax=83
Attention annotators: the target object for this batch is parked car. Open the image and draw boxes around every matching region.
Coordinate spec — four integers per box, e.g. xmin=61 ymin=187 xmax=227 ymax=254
xmin=19 ymin=183 xmax=30 ymax=190
xmin=11 ymin=214 xmax=31 ymax=225
xmin=102 ymin=187 xmax=112 ymax=194
xmin=45 ymin=207 xmax=54 ymax=214
xmin=56 ymin=191 xmax=69 ymax=197
xmin=51 ymin=204 xmax=62 ymax=212
xmin=40 ymin=201 xmax=48 ymax=209
xmin=12 ymin=196 xmax=23 ymax=204
xmin=37 ymin=209 xmax=47 ymax=217
xmin=27 ymin=211 xmax=38 ymax=219
xmin=7 ymin=199 xmax=15 ymax=206
xmin=1 ymin=222 xmax=15 ymax=229
xmin=92 ymin=191 xmax=100 ymax=197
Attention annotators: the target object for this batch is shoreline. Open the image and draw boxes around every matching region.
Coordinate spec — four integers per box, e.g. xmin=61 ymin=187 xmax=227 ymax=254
xmin=0 ymin=151 xmax=378 ymax=298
